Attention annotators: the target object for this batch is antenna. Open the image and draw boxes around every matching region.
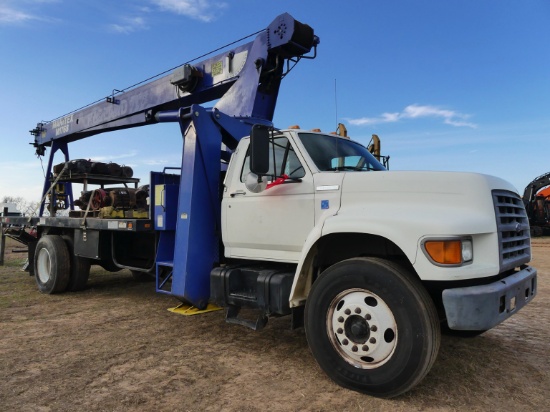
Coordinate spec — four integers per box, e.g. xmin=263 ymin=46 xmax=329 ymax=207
xmin=334 ymin=78 xmax=338 ymax=131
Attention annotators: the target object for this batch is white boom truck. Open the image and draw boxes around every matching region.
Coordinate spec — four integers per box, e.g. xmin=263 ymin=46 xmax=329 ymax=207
xmin=0 ymin=13 xmax=536 ymax=398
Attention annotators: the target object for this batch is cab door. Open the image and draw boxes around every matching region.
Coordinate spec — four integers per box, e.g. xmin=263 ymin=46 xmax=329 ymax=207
xmin=223 ymin=135 xmax=314 ymax=262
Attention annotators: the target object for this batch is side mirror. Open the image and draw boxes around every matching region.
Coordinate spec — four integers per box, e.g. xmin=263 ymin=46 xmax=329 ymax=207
xmin=244 ymin=172 xmax=267 ymax=193
xmin=250 ymin=124 xmax=270 ymax=175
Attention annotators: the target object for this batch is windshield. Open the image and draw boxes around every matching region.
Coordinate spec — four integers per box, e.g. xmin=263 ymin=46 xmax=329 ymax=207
xmin=297 ymin=133 xmax=386 ymax=172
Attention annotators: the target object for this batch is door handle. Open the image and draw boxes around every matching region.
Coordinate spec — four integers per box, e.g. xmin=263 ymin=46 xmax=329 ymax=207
xmin=230 ymin=190 xmax=246 ymax=197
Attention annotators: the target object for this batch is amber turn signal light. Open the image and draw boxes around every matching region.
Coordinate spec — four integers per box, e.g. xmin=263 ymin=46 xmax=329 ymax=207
xmin=424 ymin=240 xmax=462 ymax=265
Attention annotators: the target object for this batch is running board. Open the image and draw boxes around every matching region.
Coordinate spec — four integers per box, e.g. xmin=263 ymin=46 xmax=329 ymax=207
xmin=225 ymin=305 xmax=268 ymax=331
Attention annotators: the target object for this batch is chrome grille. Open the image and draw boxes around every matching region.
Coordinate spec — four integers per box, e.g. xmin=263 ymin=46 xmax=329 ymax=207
xmin=492 ymin=190 xmax=531 ymax=272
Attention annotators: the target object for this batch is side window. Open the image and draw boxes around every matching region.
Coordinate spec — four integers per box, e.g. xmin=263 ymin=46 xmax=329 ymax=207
xmin=240 ymin=137 xmax=305 ymax=182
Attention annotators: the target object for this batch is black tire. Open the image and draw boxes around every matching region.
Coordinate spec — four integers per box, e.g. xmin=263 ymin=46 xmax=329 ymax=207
xmin=305 ymin=257 xmax=440 ymax=398
xmin=34 ymin=235 xmax=71 ymax=294
xmin=62 ymin=235 xmax=91 ymax=292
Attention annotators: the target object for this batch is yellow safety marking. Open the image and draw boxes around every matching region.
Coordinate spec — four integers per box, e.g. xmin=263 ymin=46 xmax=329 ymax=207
xmin=167 ymin=303 xmax=222 ymax=316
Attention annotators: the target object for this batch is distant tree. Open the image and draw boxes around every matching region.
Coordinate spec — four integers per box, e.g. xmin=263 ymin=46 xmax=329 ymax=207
xmin=24 ymin=201 xmax=42 ymax=217
xmin=2 ymin=195 xmax=23 ymax=205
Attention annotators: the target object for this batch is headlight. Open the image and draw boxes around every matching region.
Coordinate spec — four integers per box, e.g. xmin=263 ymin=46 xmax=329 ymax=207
xmin=461 ymin=239 xmax=473 ymax=262
xmin=423 ymin=238 xmax=473 ymax=266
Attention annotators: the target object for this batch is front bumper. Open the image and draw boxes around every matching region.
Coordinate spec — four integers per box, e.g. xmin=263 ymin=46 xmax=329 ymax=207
xmin=442 ymin=265 xmax=537 ymax=331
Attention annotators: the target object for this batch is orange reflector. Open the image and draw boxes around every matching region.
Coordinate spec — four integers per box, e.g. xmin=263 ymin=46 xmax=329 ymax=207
xmin=311 ymin=128 xmax=321 ymax=132
xmin=424 ymin=240 xmax=462 ymax=265
xmin=288 ymin=125 xmax=301 ymax=129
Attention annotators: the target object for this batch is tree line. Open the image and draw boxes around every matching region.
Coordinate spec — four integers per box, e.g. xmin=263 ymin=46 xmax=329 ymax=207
xmin=1 ymin=196 xmax=41 ymax=217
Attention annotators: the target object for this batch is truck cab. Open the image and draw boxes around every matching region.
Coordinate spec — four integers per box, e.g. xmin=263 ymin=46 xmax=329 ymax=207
xmin=222 ymin=128 xmax=535 ymax=303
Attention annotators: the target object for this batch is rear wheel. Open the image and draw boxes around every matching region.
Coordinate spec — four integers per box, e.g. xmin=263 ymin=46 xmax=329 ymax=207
xmin=34 ymin=235 xmax=70 ymax=294
xmin=305 ymin=257 xmax=440 ymax=398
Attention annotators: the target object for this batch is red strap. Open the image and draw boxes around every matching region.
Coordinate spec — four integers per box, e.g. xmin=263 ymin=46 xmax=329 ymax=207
xmin=266 ymin=174 xmax=289 ymax=190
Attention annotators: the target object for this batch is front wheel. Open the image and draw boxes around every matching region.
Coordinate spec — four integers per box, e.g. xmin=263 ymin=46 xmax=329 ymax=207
xmin=305 ymin=257 xmax=440 ymax=398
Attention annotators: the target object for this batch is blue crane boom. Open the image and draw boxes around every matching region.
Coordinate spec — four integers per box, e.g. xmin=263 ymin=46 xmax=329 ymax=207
xmin=29 ymin=13 xmax=319 ymax=309
xmin=31 ymin=13 xmax=318 ymax=151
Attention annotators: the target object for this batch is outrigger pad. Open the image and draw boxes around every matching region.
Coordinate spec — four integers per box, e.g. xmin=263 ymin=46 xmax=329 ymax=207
xmin=167 ymin=303 xmax=222 ymax=316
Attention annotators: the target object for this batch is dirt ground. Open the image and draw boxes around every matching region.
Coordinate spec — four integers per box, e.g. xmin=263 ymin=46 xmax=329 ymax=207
xmin=0 ymin=237 xmax=548 ymax=412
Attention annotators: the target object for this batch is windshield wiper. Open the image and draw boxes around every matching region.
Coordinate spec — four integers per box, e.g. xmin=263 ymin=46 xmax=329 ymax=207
xmin=327 ymin=166 xmax=364 ymax=171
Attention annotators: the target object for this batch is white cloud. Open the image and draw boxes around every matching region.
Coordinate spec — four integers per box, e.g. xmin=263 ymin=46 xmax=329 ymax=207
xmin=444 ymin=118 xmax=476 ymax=128
xmin=87 ymin=150 xmax=138 ymax=161
xmin=347 ymin=104 xmax=477 ymax=128
xmin=1 ymin=0 xmax=227 ymax=29
xmin=403 ymin=104 xmax=453 ymax=119
xmin=349 ymin=112 xmax=399 ymax=126
xmin=0 ymin=0 xmax=59 ymax=24
xmin=0 ymin=5 xmax=35 ymax=23
xmin=142 ymin=158 xmax=174 ymax=166
xmin=109 ymin=16 xmax=148 ymax=34
xmin=108 ymin=0 xmax=228 ymax=34
xmin=150 ymin=0 xmax=227 ymax=22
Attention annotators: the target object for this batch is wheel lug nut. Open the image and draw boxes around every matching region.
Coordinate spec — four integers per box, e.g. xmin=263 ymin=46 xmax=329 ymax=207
xmin=365 ymin=314 xmax=371 ymax=320
xmin=344 ymin=309 xmax=351 ymax=315
xmin=337 ymin=328 xmax=343 ymax=334
xmin=369 ymin=337 xmax=376 ymax=344
xmin=342 ymin=339 xmax=349 ymax=345
xmin=355 ymin=307 xmax=361 ymax=314
xmin=338 ymin=316 xmax=344 ymax=323
xmin=362 ymin=345 xmax=369 ymax=352
xmin=352 ymin=345 xmax=358 ymax=352
xmin=371 ymin=325 xmax=377 ymax=332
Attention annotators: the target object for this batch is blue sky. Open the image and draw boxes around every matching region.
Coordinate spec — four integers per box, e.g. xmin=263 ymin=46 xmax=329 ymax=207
xmin=1 ymin=0 xmax=549 ymax=204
